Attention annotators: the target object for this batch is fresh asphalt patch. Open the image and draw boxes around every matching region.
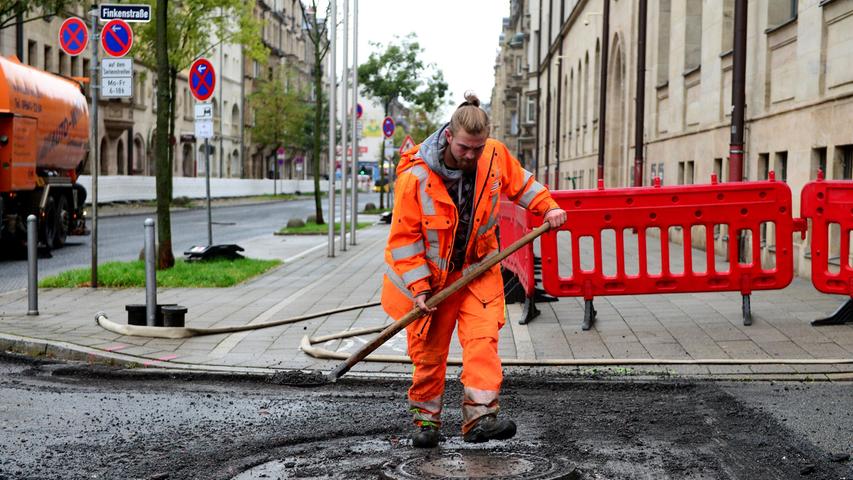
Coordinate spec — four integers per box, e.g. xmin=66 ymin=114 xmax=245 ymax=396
xmin=0 ymin=359 xmax=850 ymax=479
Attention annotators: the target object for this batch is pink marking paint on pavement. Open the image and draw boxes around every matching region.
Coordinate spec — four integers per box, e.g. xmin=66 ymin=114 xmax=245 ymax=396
xmin=104 ymin=344 xmax=128 ymax=352
xmin=142 ymin=354 xmax=179 ymax=366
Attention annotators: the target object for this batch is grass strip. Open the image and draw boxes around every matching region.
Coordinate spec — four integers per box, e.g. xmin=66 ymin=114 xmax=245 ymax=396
xmin=277 ymin=221 xmax=372 ymax=235
xmin=40 ymin=258 xmax=281 ymax=288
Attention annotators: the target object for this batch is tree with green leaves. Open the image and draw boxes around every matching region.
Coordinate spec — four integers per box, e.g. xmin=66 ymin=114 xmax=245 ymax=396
xmin=300 ymin=0 xmax=331 ymax=225
xmin=249 ymin=65 xmax=312 ymax=184
xmin=0 ymin=0 xmax=79 ymax=31
xmin=357 ymin=33 xmax=448 ymax=208
xmin=136 ymin=0 xmax=266 ymax=268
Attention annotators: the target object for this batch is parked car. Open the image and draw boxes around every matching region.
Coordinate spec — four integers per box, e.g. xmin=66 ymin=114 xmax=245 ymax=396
xmin=372 ymin=178 xmax=390 ymax=192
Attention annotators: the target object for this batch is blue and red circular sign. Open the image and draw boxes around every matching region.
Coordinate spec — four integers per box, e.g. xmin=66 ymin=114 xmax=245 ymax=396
xmin=356 ymin=103 xmax=363 ymax=119
xmin=382 ymin=116 xmax=395 ymax=138
xmin=101 ymin=19 xmax=133 ymax=57
xmin=59 ymin=17 xmax=88 ymax=56
xmin=189 ymin=58 xmax=216 ymax=101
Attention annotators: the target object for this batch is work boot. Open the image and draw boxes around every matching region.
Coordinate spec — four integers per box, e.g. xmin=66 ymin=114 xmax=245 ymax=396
xmin=463 ymin=414 xmax=517 ymax=443
xmin=412 ymin=424 xmax=441 ymax=448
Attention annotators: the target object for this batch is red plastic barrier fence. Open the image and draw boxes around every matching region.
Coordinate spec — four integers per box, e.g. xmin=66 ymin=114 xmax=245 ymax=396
xmin=800 ymin=174 xmax=853 ymax=297
xmin=498 ymin=197 xmax=536 ymax=298
xmin=538 ymin=174 xmax=803 ymax=328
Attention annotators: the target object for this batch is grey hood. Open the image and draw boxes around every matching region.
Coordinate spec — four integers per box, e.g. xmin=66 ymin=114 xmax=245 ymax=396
xmin=415 ymin=123 xmax=464 ymax=182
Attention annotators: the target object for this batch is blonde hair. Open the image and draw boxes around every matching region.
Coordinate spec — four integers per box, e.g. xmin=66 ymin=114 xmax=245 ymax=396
xmin=449 ymin=91 xmax=490 ymax=136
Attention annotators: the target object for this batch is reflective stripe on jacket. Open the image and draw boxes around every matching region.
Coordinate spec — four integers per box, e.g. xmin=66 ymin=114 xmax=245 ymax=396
xmin=381 ymin=138 xmax=558 ymax=336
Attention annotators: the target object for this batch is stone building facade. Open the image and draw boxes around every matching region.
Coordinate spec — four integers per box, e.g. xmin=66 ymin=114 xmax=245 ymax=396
xmin=0 ymin=1 xmax=319 ymax=181
xmin=492 ymin=0 xmax=853 ymax=276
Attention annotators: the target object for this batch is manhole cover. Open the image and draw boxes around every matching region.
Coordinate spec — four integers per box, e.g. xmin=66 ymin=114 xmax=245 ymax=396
xmin=382 ymin=451 xmax=579 ymax=480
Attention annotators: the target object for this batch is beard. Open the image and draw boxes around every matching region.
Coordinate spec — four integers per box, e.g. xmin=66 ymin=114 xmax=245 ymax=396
xmin=450 ymin=151 xmax=477 ymax=173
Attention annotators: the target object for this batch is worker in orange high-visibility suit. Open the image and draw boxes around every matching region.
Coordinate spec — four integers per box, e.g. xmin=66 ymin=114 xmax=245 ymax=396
xmin=381 ymin=93 xmax=567 ymax=448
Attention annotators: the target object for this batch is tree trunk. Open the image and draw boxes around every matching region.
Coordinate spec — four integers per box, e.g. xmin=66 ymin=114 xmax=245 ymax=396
xmin=312 ymin=57 xmax=325 ymax=224
xmin=155 ymin=0 xmax=175 ymax=269
xmin=167 ymin=68 xmax=177 ymax=200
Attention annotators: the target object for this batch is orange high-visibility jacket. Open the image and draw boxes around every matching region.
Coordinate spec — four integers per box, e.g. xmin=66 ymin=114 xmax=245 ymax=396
xmin=381 ymin=126 xmax=558 ymax=335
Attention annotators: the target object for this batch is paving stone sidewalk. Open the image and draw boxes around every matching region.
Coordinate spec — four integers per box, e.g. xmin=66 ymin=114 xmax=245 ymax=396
xmin=0 ymin=221 xmax=851 ymax=380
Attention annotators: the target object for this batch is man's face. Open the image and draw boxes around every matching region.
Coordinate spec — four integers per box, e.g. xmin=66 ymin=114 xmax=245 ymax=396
xmin=445 ymin=129 xmax=488 ymax=173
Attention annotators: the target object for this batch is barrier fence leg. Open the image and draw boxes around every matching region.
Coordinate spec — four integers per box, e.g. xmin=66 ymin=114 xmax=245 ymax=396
xmin=811 ymin=298 xmax=853 ymax=326
xmin=742 ymin=294 xmax=752 ymax=326
xmin=582 ymin=299 xmax=597 ymax=331
xmin=519 ymin=295 xmax=540 ymax=325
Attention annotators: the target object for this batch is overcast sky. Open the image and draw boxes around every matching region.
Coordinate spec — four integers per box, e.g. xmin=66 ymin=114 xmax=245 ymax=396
xmin=327 ymin=0 xmax=511 ymax=119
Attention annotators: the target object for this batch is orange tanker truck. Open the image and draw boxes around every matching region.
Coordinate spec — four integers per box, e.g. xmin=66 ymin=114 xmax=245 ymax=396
xmin=0 ymin=55 xmax=89 ymax=250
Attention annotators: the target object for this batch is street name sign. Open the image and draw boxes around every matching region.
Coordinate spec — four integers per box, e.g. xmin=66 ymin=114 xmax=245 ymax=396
xmin=59 ymin=17 xmax=88 ymax=56
xmin=101 ymin=19 xmax=133 ymax=57
xmin=100 ymin=58 xmax=133 ymax=98
xmin=99 ymin=4 xmax=152 ymax=22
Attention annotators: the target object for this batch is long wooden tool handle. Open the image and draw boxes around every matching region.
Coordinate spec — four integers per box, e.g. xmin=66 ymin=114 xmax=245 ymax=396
xmin=327 ymin=222 xmax=551 ymax=382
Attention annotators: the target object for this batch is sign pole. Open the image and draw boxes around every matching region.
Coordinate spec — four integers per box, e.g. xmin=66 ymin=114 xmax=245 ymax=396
xmin=327 ymin=0 xmax=337 ymax=258
xmin=349 ymin=0 xmax=359 ymax=246
xmin=89 ymin=8 xmax=100 ymax=288
xmin=205 ymin=138 xmax=212 ymax=246
xmin=340 ymin=0 xmax=348 ymax=252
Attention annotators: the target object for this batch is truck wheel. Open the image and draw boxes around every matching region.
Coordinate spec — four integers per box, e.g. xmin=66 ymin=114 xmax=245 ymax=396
xmin=40 ymin=196 xmax=58 ymax=250
xmin=55 ymin=195 xmax=70 ymax=247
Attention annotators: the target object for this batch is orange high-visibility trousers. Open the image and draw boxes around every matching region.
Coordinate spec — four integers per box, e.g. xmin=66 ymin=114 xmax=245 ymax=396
xmin=406 ymin=270 xmax=506 ymax=434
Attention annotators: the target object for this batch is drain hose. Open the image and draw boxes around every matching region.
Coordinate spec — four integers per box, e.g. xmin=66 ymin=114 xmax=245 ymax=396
xmin=94 ymin=302 xmax=381 ymax=339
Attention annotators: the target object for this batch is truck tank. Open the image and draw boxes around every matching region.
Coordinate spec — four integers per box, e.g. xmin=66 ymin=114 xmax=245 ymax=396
xmin=0 ymin=55 xmax=89 ymax=183
xmin=0 ymin=56 xmax=90 ymax=250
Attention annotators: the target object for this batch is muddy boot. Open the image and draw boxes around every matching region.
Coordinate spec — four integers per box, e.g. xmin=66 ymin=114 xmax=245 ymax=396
xmin=463 ymin=414 xmax=517 ymax=443
xmin=412 ymin=424 xmax=441 ymax=448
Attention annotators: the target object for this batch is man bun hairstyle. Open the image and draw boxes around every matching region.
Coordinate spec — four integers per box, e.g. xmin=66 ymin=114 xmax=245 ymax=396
xmin=449 ymin=91 xmax=490 ymax=136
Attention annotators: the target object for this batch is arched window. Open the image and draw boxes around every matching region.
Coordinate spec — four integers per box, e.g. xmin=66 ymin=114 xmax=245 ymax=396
xmin=231 ymin=104 xmax=240 ymax=136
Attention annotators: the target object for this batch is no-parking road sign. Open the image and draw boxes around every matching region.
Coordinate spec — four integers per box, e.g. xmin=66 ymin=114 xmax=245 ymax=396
xmin=59 ymin=17 xmax=88 ymax=56
xmin=101 ymin=19 xmax=133 ymax=57
xmin=189 ymin=58 xmax=216 ymax=102
xmin=382 ymin=116 xmax=395 ymax=138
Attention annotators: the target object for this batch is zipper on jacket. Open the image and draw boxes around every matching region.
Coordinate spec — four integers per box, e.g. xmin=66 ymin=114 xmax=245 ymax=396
xmin=463 ymin=148 xmax=496 ymax=261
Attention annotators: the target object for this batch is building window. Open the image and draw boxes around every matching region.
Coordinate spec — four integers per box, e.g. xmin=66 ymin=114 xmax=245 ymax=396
xmin=510 ymin=111 xmax=519 ymax=136
xmin=811 ymin=147 xmax=827 ymax=180
xmin=525 ymin=95 xmax=536 ymax=123
xmin=775 ymin=151 xmax=788 ymax=182
xmin=684 ymin=0 xmax=702 ymax=72
xmin=758 ymin=153 xmax=770 ymax=180
xmin=43 ymin=45 xmax=54 ymax=72
xmin=834 ymin=145 xmax=853 ymax=180
xmin=678 ymin=161 xmax=694 ymax=184
xmin=27 ymin=40 xmax=37 ymax=67
xmin=59 ymin=51 xmax=68 ymax=76
xmin=594 ymin=40 xmax=601 ymax=121
xmin=767 ymin=0 xmax=797 ymax=31
xmin=515 ymin=56 xmax=523 ymax=75
xmin=722 ymin=0 xmax=734 ymax=53
xmin=656 ymin=0 xmax=671 ymax=85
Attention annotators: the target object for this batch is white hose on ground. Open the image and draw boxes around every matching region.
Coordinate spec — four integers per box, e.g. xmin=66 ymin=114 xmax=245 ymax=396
xmin=94 ymin=302 xmax=381 ymax=339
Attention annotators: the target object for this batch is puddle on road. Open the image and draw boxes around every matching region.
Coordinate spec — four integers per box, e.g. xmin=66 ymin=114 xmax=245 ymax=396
xmin=230 ymin=437 xmax=579 ymax=480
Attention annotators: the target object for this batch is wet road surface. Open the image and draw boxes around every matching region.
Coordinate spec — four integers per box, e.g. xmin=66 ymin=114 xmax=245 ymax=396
xmin=0 ymin=355 xmax=850 ymax=480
